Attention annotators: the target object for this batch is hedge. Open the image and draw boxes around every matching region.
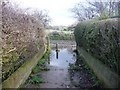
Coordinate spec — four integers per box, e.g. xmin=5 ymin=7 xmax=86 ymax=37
xmin=2 ymin=1 xmax=46 ymax=82
xmin=74 ymin=18 xmax=120 ymax=75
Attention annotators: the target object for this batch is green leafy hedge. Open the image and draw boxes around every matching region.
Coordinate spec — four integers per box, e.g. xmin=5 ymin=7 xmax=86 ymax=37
xmin=74 ymin=18 xmax=120 ymax=75
xmin=49 ymin=33 xmax=73 ymax=40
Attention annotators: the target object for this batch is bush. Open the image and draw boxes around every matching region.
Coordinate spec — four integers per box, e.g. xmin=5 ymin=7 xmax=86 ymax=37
xmin=49 ymin=32 xmax=74 ymax=40
xmin=74 ymin=18 xmax=120 ymax=75
xmin=2 ymin=1 xmax=46 ymax=81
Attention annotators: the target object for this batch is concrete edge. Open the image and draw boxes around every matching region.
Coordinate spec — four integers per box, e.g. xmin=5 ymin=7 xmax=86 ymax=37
xmin=1 ymin=45 xmax=46 ymax=88
xmin=77 ymin=46 xmax=120 ymax=88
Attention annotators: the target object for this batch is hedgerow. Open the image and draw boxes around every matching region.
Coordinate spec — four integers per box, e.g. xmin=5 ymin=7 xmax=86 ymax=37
xmin=1 ymin=1 xmax=46 ymax=81
xmin=74 ymin=18 xmax=120 ymax=75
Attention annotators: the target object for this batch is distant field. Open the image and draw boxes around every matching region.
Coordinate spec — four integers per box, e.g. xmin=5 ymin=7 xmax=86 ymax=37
xmin=50 ymin=40 xmax=76 ymax=49
xmin=45 ymin=29 xmax=74 ymax=40
xmin=45 ymin=29 xmax=73 ymax=34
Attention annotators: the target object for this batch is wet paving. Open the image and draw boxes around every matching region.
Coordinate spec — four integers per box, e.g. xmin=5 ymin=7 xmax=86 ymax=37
xmin=23 ymin=41 xmax=102 ymax=88
xmin=39 ymin=48 xmax=76 ymax=88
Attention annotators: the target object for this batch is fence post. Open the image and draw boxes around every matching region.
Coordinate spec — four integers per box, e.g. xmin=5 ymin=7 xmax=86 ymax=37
xmin=56 ymin=43 xmax=59 ymax=59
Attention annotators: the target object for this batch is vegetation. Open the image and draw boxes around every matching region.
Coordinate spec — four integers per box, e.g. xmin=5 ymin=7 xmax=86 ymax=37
xmin=22 ymin=46 xmax=50 ymax=87
xmin=71 ymin=0 xmax=119 ymax=21
xmin=83 ymin=64 xmax=102 ymax=87
xmin=1 ymin=0 xmax=119 ymax=88
xmin=29 ymin=76 xmax=44 ymax=84
xmin=74 ymin=18 xmax=119 ymax=75
xmin=49 ymin=31 xmax=74 ymax=40
xmin=33 ymin=10 xmax=51 ymax=27
xmin=33 ymin=45 xmax=51 ymax=73
xmin=1 ymin=0 xmax=50 ymax=82
xmin=68 ymin=61 xmax=102 ymax=87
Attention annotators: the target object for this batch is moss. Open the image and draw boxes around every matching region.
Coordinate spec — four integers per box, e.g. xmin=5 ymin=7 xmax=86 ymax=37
xmin=2 ymin=55 xmax=10 ymax=63
xmin=2 ymin=52 xmax=19 ymax=64
xmin=77 ymin=47 xmax=119 ymax=88
xmin=29 ymin=76 xmax=44 ymax=84
xmin=2 ymin=46 xmax=46 ymax=88
xmin=20 ymin=45 xmax=50 ymax=87
xmin=33 ymin=46 xmax=50 ymax=73
xmin=32 ymin=66 xmax=41 ymax=74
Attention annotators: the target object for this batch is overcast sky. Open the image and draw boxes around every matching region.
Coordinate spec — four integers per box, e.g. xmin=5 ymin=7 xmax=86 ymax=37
xmin=11 ymin=0 xmax=117 ymax=26
xmin=11 ymin=0 xmax=85 ymax=26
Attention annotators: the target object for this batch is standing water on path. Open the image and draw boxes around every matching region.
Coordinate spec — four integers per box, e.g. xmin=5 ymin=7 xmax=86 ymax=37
xmin=39 ymin=48 xmax=77 ymax=88
xmin=49 ymin=48 xmax=76 ymax=68
xmin=23 ymin=41 xmax=102 ymax=88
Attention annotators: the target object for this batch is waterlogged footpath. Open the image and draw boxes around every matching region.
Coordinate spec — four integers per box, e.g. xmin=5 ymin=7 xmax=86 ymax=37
xmin=22 ymin=40 xmax=102 ymax=88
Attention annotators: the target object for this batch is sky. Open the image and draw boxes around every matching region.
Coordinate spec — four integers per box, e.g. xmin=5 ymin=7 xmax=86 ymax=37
xmin=11 ymin=0 xmax=117 ymax=26
xmin=11 ymin=0 xmax=84 ymax=26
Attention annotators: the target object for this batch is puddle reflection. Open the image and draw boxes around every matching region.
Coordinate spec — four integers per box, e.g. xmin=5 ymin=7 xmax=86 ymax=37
xmin=48 ymin=48 xmax=76 ymax=68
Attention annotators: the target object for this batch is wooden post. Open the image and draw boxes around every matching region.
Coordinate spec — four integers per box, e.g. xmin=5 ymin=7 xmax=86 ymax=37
xmin=48 ymin=55 xmax=50 ymax=64
xmin=56 ymin=43 xmax=58 ymax=59
xmin=56 ymin=51 xmax=58 ymax=59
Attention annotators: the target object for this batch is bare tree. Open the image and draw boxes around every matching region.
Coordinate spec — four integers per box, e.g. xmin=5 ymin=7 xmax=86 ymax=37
xmin=71 ymin=3 xmax=87 ymax=21
xmin=71 ymin=0 xmax=119 ymax=21
xmin=87 ymin=0 xmax=118 ymax=17
xmin=33 ymin=10 xmax=51 ymax=27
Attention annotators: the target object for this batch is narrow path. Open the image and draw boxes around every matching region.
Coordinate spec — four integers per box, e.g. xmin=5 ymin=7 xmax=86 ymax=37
xmin=23 ymin=40 xmax=102 ymax=88
xmin=39 ymin=48 xmax=76 ymax=88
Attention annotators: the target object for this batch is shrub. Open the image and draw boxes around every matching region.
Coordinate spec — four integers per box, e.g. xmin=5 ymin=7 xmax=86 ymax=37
xmin=2 ymin=1 xmax=46 ymax=81
xmin=74 ymin=18 xmax=120 ymax=75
